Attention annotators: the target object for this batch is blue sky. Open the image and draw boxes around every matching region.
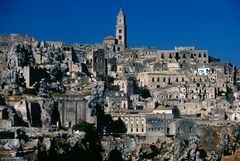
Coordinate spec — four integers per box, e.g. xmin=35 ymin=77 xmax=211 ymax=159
xmin=0 ymin=0 xmax=240 ymax=65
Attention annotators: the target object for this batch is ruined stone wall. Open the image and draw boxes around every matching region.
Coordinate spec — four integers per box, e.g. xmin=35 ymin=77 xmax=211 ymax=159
xmin=56 ymin=97 xmax=87 ymax=128
xmin=0 ymin=119 xmax=11 ymax=128
xmin=113 ymin=79 xmax=134 ymax=95
xmin=23 ymin=66 xmax=49 ymax=88
xmin=145 ymin=113 xmax=175 ymax=136
xmin=178 ymin=102 xmax=203 ymax=115
xmin=91 ymin=49 xmax=105 ymax=77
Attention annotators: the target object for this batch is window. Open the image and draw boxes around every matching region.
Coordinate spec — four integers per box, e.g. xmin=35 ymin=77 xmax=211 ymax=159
xmin=163 ymin=78 xmax=166 ymax=82
xmin=157 ymin=77 xmax=160 ymax=82
xmin=204 ymin=53 xmax=207 ymax=57
xmin=119 ymin=29 xmax=122 ymax=33
xmin=93 ymin=56 xmax=97 ymax=63
xmin=168 ymin=78 xmax=171 ymax=84
xmin=152 ymin=78 xmax=154 ymax=82
xmin=176 ymin=78 xmax=178 ymax=82
xmin=119 ymin=36 xmax=122 ymax=40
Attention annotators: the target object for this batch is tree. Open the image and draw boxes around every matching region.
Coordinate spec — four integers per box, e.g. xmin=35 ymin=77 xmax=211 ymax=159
xmin=112 ymin=118 xmax=127 ymax=133
xmin=72 ymin=120 xmax=96 ymax=142
xmin=140 ymin=89 xmax=151 ymax=99
xmin=172 ymin=107 xmax=180 ymax=118
xmin=107 ymin=148 xmax=124 ymax=161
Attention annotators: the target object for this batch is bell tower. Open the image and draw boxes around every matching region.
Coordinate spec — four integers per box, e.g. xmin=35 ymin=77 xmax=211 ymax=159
xmin=116 ymin=8 xmax=126 ymax=51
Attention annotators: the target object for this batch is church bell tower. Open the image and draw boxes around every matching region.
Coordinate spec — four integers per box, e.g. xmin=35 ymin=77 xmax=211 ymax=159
xmin=116 ymin=8 xmax=126 ymax=51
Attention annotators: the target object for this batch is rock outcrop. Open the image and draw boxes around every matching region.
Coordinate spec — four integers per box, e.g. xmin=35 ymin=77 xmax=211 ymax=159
xmin=101 ymin=123 xmax=240 ymax=161
xmin=0 ymin=127 xmax=102 ymax=161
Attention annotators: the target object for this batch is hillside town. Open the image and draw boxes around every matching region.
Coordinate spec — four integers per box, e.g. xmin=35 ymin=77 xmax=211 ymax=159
xmin=0 ymin=9 xmax=240 ymax=161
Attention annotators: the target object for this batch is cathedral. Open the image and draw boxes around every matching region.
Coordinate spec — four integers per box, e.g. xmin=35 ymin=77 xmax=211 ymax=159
xmin=103 ymin=8 xmax=127 ymax=52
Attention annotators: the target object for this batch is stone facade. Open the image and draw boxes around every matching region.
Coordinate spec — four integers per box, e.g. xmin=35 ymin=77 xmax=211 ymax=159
xmin=87 ymin=49 xmax=105 ymax=78
xmin=23 ymin=66 xmax=49 ymax=88
xmin=54 ymin=93 xmax=89 ymax=128
xmin=112 ymin=113 xmax=146 ymax=134
xmin=103 ymin=9 xmax=127 ymax=52
xmin=111 ymin=112 xmax=176 ymax=136
xmin=115 ymin=9 xmax=126 ymax=51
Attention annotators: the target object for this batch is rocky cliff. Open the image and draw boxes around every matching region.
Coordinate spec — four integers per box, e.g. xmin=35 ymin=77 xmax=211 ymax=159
xmin=0 ymin=123 xmax=240 ymax=161
xmin=101 ymin=123 xmax=240 ymax=161
xmin=0 ymin=127 xmax=102 ymax=161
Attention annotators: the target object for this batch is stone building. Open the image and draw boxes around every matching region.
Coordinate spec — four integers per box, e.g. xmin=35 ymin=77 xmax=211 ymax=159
xmin=111 ymin=113 xmax=146 ymax=134
xmin=0 ymin=34 xmax=35 ymax=45
xmin=116 ymin=63 xmax=134 ymax=75
xmin=156 ymin=47 xmax=208 ymax=64
xmin=23 ymin=66 xmax=49 ymax=88
xmin=115 ymin=8 xmax=127 ymax=51
xmin=111 ymin=112 xmax=176 ymax=136
xmin=105 ymin=91 xmax=128 ymax=112
xmin=103 ymin=36 xmax=116 ymax=52
xmin=53 ymin=92 xmax=90 ymax=128
xmin=0 ymin=105 xmax=12 ymax=128
xmin=146 ymin=113 xmax=176 ymax=136
xmin=178 ymin=102 xmax=203 ymax=116
xmin=137 ymin=71 xmax=187 ymax=89
xmin=235 ymin=67 xmax=240 ymax=86
xmin=113 ymin=77 xmax=135 ymax=95
xmin=62 ymin=44 xmax=73 ymax=61
xmin=103 ymin=8 xmax=127 ymax=52
xmin=228 ymin=112 xmax=240 ymax=122
xmin=86 ymin=49 xmax=105 ymax=78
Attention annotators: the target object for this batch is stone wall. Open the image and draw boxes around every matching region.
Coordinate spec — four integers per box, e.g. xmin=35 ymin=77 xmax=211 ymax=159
xmin=23 ymin=66 xmax=49 ymax=88
xmin=0 ymin=119 xmax=12 ymax=128
xmin=55 ymin=95 xmax=87 ymax=128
